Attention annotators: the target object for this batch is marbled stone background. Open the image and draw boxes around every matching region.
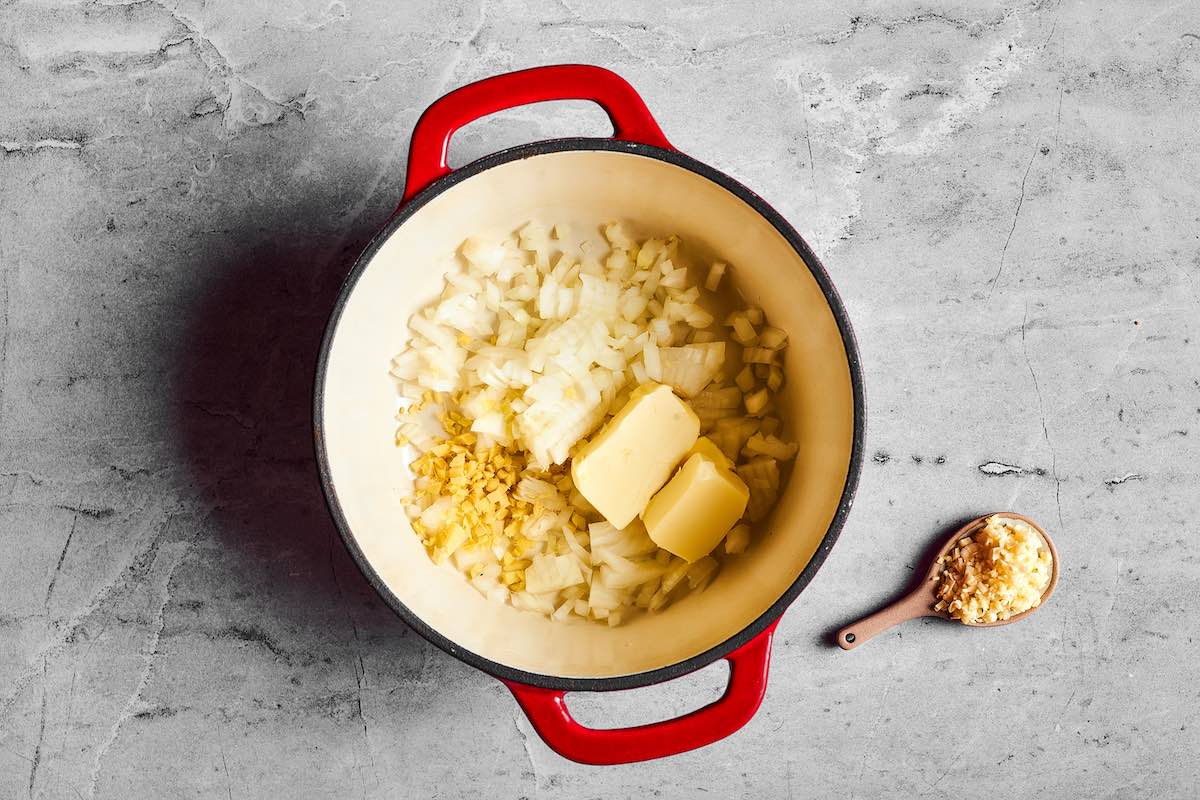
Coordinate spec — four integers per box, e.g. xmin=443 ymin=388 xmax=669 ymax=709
xmin=2 ymin=0 xmax=1198 ymax=797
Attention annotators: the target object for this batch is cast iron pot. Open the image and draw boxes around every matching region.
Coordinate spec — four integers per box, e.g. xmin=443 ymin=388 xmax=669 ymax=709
xmin=314 ymin=64 xmax=864 ymax=765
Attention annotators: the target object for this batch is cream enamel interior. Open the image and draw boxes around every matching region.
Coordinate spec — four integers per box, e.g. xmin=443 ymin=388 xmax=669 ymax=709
xmin=320 ymin=149 xmax=856 ymax=679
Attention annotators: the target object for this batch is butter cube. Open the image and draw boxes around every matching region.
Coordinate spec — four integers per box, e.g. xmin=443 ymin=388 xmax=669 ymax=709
xmin=686 ymin=436 xmax=733 ymax=470
xmin=643 ymin=450 xmax=750 ymax=562
xmin=571 ymin=383 xmax=700 ymax=529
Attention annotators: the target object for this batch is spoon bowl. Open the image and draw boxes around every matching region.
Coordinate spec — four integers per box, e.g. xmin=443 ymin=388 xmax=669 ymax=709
xmin=836 ymin=513 xmax=1059 ymax=650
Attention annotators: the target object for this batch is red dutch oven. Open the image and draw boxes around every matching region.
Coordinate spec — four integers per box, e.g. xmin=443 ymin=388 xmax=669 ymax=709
xmin=315 ymin=64 xmax=864 ymax=764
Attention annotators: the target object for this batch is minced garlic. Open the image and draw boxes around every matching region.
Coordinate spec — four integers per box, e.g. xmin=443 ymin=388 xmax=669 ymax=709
xmin=402 ymin=408 xmax=594 ymax=596
xmin=934 ymin=515 xmax=1052 ymax=624
xmin=405 ymin=410 xmax=531 ymax=570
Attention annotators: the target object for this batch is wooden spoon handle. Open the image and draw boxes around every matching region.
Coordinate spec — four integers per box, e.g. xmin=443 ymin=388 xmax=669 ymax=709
xmin=837 ymin=590 xmax=936 ymax=650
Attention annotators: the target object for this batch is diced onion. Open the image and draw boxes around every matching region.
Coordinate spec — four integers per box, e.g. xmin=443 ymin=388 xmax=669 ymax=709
xmin=731 ymin=316 xmax=758 ymax=345
xmin=743 ymin=433 xmax=798 ymax=461
xmin=705 ymin=262 xmax=727 ymax=291
xmin=725 ymin=524 xmax=751 ymax=555
xmin=735 ymin=365 xmax=756 ymax=393
xmin=686 ymin=557 xmax=719 ymax=590
xmin=759 ymin=326 xmax=788 ymax=349
xmin=391 ymin=221 xmax=794 ymax=626
xmin=643 ymin=338 xmax=662 ymax=381
xmin=767 ymin=366 xmax=784 ymax=392
xmin=736 ymin=457 xmax=780 ymax=522
xmin=744 ymin=388 xmax=770 ymax=416
xmin=743 ymin=347 xmax=776 ymax=365
xmin=658 ymin=343 xmax=725 ymax=397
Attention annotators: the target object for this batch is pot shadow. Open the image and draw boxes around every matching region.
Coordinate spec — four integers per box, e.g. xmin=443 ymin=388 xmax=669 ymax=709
xmin=174 ymin=190 xmax=428 ymax=649
xmin=823 ymin=514 xmax=979 ymax=647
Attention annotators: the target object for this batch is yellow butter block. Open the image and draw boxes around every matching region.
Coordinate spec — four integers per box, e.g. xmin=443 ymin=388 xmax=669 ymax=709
xmin=686 ymin=436 xmax=733 ymax=470
xmin=643 ymin=450 xmax=750 ymax=563
xmin=571 ymin=383 xmax=700 ymax=529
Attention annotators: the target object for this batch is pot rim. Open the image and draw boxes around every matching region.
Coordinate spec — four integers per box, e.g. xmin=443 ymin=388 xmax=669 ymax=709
xmin=313 ymin=137 xmax=866 ymax=692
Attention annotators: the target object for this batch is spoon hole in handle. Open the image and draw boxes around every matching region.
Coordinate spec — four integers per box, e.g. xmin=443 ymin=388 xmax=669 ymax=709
xmin=836 ymin=589 xmax=938 ymax=651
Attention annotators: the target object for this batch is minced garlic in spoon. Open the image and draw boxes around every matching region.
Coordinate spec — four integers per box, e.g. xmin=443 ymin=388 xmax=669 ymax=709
xmin=836 ymin=513 xmax=1060 ymax=650
xmin=934 ymin=515 xmax=1053 ymax=624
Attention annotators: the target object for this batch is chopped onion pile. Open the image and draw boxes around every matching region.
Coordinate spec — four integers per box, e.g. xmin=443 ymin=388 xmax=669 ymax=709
xmin=390 ymin=222 xmax=797 ymax=624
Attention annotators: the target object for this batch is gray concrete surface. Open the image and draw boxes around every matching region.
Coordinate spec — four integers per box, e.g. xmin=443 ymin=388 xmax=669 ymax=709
xmin=2 ymin=0 xmax=1198 ymax=797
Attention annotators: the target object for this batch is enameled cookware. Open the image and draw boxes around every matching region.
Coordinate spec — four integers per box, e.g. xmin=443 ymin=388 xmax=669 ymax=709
xmin=315 ymin=64 xmax=864 ymax=764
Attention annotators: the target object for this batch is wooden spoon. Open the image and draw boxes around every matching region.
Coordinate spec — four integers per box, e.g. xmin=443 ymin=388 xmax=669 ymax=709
xmin=836 ymin=513 xmax=1059 ymax=650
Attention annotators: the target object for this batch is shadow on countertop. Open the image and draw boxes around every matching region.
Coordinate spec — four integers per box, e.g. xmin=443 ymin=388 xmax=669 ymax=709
xmin=173 ymin=188 xmax=427 ymax=652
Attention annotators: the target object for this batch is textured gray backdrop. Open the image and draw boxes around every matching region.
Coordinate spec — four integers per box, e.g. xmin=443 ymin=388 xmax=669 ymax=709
xmin=2 ymin=0 xmax=1198 ymax=797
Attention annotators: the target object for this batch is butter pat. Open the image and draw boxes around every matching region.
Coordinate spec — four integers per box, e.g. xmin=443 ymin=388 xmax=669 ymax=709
xmin=571 ymin=383 xmax=700 ymax=529
xmin=686 ymin=436 xmax=733 ymax=470
xmin=643 ymin=447 xmax=750 ymax=562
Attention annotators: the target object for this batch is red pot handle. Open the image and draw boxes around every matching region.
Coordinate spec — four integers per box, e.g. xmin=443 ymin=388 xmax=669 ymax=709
xmin=402 ymin=64 xmax=673 ymax=205
xmin=503 ymin=621 xmax=777 ymax=765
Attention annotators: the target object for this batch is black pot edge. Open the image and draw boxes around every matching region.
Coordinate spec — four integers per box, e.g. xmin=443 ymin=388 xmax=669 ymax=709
xmin=313 ymin=137 xmax=866 ymax=693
